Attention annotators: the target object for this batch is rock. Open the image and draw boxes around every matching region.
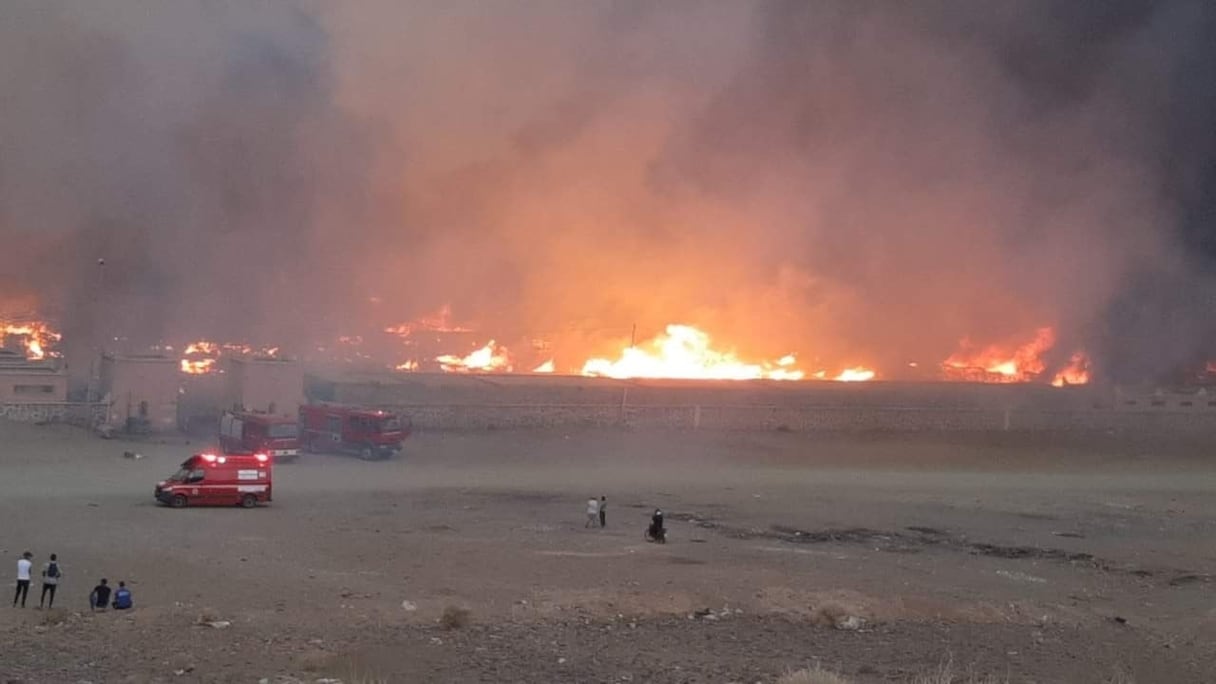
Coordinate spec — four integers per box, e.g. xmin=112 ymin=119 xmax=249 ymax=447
xmin=834 ymin=615 xmax=864 ymax=631
xmin=401 ymin=600 xmax=417 ymax=612
xmin=204 ymin=620 xmax=231 ymax=629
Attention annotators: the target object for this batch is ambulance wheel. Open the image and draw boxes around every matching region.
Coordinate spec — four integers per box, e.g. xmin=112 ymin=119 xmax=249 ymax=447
xmin=359 ymin=446 xmax=374 ymax=461
xmin=171 ymin=494 xmax=188 ymax=509
xmin=240 ymin=494 xmax=257 ymax=509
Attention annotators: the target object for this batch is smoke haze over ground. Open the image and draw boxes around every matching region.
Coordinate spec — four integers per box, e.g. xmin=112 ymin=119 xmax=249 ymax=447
xmin=1 ymin=0 xmax=1213 ymax=381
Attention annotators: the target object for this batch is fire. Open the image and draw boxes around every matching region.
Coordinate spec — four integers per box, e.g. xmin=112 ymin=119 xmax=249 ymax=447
xmin=184 ymin=340 xmax=219 ymax=355
xmin=943 ymin=327 xmax=1090 ymax=386
xmin=436 ymin=340 xmax=512 ymax=372
xmin=178 ymin=339 xmax=278 ymax=375
xmin=385 ymin=305 xmax=473 ymax=338
xmin=1 ymin=320 xmax=62 ymax=360
xmin=1050 ymin=352 xmax=1091 ymax=387
xmin=180 ymin=358 xmax=216 ymax=375
xmin=533 ymin=359 xmax=555 ymax=373
xmin=395 ymin=359 xmax=419 ymax=371
xmin=834 ymin=367 xmax=876 ymax=382
xmin=581 ymin=325 xmax=806 ymax=381
xmin=942 ymin=328 xmax=1055 ymax=383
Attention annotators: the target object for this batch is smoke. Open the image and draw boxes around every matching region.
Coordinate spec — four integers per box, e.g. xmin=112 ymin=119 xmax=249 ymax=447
xmin=1 ymin=0 xmax=1213 ymax=381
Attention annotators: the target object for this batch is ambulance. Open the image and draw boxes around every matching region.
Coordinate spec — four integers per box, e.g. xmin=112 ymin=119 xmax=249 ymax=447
xmin=155 ymin=452 xmax=272 ymax=508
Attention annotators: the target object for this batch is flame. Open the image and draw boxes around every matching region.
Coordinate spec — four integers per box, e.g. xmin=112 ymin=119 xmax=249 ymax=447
xmin=580 ymin=325 xmax=805 ymax=380
xmin=395 ymin=359 xmax=419 ymax=371
xmin=1 ymin=320 xmax=62 ymax=360
xmin=1050 ymin=352 xmax=1091 ymax=387
xmin=180 ymin=358 xmax=216 ymax=375
xmin=436 ymin=340 xmax=512 ymax=372
xmin=942 ymin=328 xmax=1055 ymax=382
xmin=184 ymin=340 xmax=219 ymax=355
xmin=533 ymin=359 xmax=555 ymax=373
xmin=834 ymin=367 xmax=876 ymax=382
xmin=385 ymin=305 xmax=474 ymax=338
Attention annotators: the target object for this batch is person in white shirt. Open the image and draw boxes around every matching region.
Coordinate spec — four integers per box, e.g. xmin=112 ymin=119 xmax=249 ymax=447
xmin=13 ymin=551 xmax=32 ymax=608
xmin=585 ymin=497 xmax=599 ymax=528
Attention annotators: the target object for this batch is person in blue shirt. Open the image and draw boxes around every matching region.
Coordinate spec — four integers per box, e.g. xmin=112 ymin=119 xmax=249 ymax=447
xmin=112 ymin=581 xmax=132 ymax=610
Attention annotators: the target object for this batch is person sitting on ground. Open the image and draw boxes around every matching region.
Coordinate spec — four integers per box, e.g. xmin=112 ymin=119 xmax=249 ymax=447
xmin=89 ymin=579 xmax=111 ymax=612
xmin=111 ymin=581 xmax=132 ymax=610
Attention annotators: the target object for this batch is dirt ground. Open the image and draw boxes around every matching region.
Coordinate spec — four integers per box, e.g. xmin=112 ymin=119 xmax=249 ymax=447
xmin=1 ymin=421 xmax=1215 ymax=683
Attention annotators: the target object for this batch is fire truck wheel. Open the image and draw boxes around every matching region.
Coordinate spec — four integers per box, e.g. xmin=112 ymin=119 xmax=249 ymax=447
xmin=171 ymin=494 xmax=188 ymax=509
xmin=359 ymin=446 xmax=374 ymax=461
xmin=240 ymin=494 xmax=257 ymax=509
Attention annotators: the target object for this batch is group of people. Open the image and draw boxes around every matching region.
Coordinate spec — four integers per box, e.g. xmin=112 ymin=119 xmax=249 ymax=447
xmin=584 ymin=496 xmax=666 ymax=541
xmin=13 ymin=552 xmax=132 ymax=612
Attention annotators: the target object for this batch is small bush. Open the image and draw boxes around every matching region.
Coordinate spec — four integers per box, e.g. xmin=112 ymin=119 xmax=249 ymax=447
xmin=778 ymin=665 xmax=853 ymax=684
xmin=912 ymin=660 xmax=1007 ymax=684
xmin=439 ymin=605 xmax=471 ymax=630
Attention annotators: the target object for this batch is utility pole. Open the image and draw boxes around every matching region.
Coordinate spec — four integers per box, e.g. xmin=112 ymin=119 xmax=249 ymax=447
xmin=88 ymin=258 xmax=106 ymax=402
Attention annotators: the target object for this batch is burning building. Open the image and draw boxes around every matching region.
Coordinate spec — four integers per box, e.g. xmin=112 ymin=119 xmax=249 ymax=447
xmin=0 ymin=350 xmax=67 ymax=403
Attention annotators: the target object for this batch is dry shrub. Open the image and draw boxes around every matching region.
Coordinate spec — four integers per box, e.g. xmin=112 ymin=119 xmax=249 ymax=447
xmin=325 ymin=654 xmax=388 ymax=684
xmin=778 ymin=665 xmax=854 ymax=684
xmin=912 ymin=659 xmax=1007 ymax=684
xmin=439 ymin=604 xmax=471 ymax=630
xmin=1105 ymin=668 xmax=1135 ymax=684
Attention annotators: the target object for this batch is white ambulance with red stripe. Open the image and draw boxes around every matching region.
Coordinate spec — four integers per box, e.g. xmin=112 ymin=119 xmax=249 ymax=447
xmin=155 ymin=452 xmax=272 ymax=509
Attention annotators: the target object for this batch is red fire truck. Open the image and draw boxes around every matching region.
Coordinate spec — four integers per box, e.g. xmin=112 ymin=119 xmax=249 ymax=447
xmin=218 ymin=411 xmax=300 ymax=462
xmin=299 ymin=403 xmax=410 ymax=460
xmin=155 ymin=452 xmax=272 ymax=508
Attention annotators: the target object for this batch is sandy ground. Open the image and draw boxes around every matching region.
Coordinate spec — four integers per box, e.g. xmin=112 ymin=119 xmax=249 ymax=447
xmin=1 ymin=421 xmax=1215 ymax=683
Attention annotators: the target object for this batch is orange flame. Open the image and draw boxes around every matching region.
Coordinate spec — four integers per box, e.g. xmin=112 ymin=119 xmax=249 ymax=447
xmin=581 ymin=325 xmax=805 ymax=380
xmin=942 ymin=328 xmax=1055 ymax=382
xmin=1050 ymin=352 xmax=1091 ymax=387
xmin=533 ymin=359 xmax=556 ymax=373
xmin=395 ymin=359 xmax=419 ymax=371
xmin=1 ymin=320 xmax=62 ymax=360
xmin=834 ymin=367 xmax=876 ymax=382
xmin=385 ymin=305 xmax=474 ymax=338
xmin=180 ymin=358 xmax=216 ymax=375
xmin=436 ymin=341 xmax=512 ymax=372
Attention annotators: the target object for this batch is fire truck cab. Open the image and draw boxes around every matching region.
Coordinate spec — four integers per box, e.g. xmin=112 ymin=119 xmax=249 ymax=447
xmin=299 ymin=403 xmax=410 ymax=461
xmin=155 ymin=452 xmax=272 ymax=508
xmin=219 ymin=411 xmax=299 ymax=462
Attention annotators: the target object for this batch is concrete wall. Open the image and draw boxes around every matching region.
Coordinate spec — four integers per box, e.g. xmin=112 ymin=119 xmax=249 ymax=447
xmin=311 ymin=373 xmax=1216 ymax=435
xmin=100 ymin=355 xmax=179 ymax=431
xmin=0 ymin=402 xmax=107 ymax=426
xmin=0 ymin=369 xmax=68 ymax=403
xmin=365 ymin=401 xmax=1216 ymax=435
xmin=223 ymin=358 xmax=303 ymax=417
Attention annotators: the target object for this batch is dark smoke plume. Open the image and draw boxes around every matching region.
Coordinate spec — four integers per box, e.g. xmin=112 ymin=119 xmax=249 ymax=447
xmin=1 ymin=0 xmax=1213 ymax=382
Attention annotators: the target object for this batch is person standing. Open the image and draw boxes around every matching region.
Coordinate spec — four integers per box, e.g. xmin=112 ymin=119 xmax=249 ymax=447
xmin=13 ymin=551 xmax=32 ymax=608
xmin=585 ymin=497 xmax=599 ymax=528
xmin=39 ymin=553 xmax=61 ymax=609
xmin=598 ymin=496 xmax=607 ymax=528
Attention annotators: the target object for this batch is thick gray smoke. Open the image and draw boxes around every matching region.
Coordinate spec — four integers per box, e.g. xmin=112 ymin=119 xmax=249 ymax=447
xmin=1 ymin=0 xmax=1213 ymax=382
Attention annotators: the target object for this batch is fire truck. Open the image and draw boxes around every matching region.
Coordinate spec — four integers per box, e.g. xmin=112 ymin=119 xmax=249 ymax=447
xmin=218 ymin=411 xmax=300 ymax=462
xmin=299 ymin=403 xmax=409 ymax=461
